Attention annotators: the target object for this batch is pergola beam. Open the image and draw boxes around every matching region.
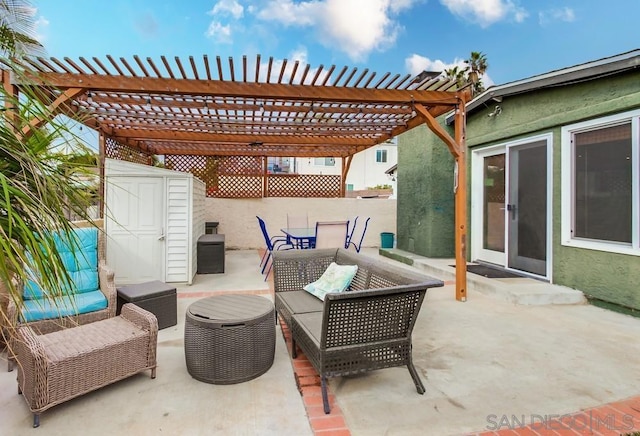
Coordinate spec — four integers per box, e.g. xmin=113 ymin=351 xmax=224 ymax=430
xmin=20 ymin=87 xmax=86 ymax=138
xmin=20 ymin=72 xmax=461 ymax=106
xmin=82 ymin=94 xmax=415 ymax=115
xmin=111 ymin=129 xmax=379 ymax=145
xmin=150 ymin=145 xmax=362 ymax=157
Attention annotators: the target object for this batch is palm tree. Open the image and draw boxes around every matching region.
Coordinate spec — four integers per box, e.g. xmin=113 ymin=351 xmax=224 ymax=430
xmin=443 ymin=65 xmax=467 ymax=88
xmin=443 ymin=52 xmax=489 ymax=95
xmin=0 ymin=0 xmax=44 ymax=56
xmin=465 ymin=51 xmax=488 ymax=94
xmin=0 ymin=0 xmax=95 ymax=342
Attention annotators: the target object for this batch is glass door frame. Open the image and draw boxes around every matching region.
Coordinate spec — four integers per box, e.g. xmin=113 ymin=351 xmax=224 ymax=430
xmin=471 ymin=134 xmax=553 ymax=279
xmin=471 ymin=144 xmax=507 ymax=266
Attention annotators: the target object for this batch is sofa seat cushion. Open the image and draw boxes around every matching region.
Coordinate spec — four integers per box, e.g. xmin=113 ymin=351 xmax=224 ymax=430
xmin=20 ymin=290 xmax=108 ymax=323
xmin=292 ymin=311 xmax=322 ymax=347
xmin=277 ymin=290 xmax=323 ymax=316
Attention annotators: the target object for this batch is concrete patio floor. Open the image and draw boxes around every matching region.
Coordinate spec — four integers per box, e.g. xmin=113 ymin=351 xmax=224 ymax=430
xmin=2 ymin=248 xmax=640 ymax=435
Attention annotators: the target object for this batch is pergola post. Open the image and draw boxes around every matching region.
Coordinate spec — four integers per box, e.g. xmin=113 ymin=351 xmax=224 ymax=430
xmin=414 ymin=101 xmax=468 ymax=301
xmin=341 ymin=156 xmax=353 ymax=198
xmin=453 ymin=105 xmax=467 ymax=302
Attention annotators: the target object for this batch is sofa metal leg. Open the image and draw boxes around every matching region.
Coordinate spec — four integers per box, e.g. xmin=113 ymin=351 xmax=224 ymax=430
xmin=407 ymin=362 xmax=425 ymax=394
xmin=151 ymin=367 xmax=156 ymax=379
xmin=33 ymin=414 xmax=40 ymax=428
xmin=321 ymin=377 xmax=331 ymax=414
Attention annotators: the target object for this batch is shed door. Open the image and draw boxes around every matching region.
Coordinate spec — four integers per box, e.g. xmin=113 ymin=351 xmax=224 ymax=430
xmin=106 ymin=177 xmax=165 ymax=283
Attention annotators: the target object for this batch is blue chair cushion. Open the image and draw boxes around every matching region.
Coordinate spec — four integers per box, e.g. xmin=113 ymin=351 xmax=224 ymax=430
xmin=23 ymin=227 xmax=99 ymax=300
xmin=19 ymin=290 xmax=108 ymax=323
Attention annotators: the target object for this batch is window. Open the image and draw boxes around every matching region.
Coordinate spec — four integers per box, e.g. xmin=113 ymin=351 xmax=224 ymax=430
xmin=376 ymin=149 xmax=388 ymax=163
xmin=314 ymin=157 xmax=335 ymax=166
xmin=561 ymin=109 xmax=640 ymax=255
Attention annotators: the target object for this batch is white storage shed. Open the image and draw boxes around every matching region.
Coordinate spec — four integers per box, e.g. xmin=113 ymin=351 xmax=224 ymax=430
xmin=104 ymin=159 xmax=206 ymax=285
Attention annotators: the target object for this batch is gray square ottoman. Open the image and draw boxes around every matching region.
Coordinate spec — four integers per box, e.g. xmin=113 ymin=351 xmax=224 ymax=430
xmin=117 ymin=280 xmax=177 ymax=330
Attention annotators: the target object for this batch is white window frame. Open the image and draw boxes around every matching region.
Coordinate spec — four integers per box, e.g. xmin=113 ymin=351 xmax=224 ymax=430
xmin=561 ymin=108 xmax=640 ymax=256
xmin=376 ymin=149 xmax=388 ymax=163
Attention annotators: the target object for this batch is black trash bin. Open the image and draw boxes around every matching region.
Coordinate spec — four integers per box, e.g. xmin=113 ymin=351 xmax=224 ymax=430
xmin=205 ymin=222 xmax=219 ymax=234
xmin=197 ymin=234 xmax=225 ymax=274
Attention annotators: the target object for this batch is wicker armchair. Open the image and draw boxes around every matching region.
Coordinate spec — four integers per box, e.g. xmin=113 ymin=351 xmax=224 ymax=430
xmin=6 ymin=228 xmax=117 ymax=371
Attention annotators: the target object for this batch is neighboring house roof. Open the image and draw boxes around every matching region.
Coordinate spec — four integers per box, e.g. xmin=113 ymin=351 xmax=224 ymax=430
xmin=446 ymin=49 xmax=640 ymax=124
xmin=385 ymin=164 xmax=397 ymax=175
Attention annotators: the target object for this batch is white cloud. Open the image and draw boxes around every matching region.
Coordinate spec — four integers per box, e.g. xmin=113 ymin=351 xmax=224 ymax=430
xmin=440 ymin=0 xmax=528 ymax=28
xmin=257 ymin=0 xmax=417 ymax=62
xmin=256 ymin=0 xmax=318 ymax=26
xmin=33 ymin=16 xmax=49 ymax=43
xmin=208 ymin=0 xmax=244 ymax=19
xmin=539 ymin=7 xmax=575 ymax=26
xmin=134 ymin=12 xmax=159 ymax=37
xmin=257 ymin=47 xmax=330 ymax=84
xmin=405 ymin=54 xmax=457 ymax=76
xmin=405 ymin=54 xmax=494 ymax=88
xmin=205 ymin=21 xmax=233 ymax=44
xmin=205 ymin=0 xmax=244 ymax=43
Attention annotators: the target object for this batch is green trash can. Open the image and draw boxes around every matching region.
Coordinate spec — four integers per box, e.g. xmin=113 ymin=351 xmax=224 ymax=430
xmin=380 ymin=232 xmax=394 ymax=248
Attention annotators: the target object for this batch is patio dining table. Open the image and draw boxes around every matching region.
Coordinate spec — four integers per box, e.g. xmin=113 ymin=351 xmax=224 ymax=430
xmin=281 ymin=227 xmax=316 ymax=249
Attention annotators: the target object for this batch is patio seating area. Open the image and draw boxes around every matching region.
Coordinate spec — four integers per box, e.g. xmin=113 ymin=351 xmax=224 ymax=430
xmin=2 ymin=248 xmax=640 ymax=435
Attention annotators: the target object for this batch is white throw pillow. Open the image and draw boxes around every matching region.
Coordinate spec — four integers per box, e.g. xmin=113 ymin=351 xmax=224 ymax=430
xmin=303 ymin=262 xmax=358 ymax=301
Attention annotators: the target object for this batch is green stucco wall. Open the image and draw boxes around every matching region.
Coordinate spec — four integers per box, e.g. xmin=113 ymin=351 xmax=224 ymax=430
xmin=398 ymin=70 xmax=640 ymax=309
xmin=397 ymin=123 xmax=455 ymax=257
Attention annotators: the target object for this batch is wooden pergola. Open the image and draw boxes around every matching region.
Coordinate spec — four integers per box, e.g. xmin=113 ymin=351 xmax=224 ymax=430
xmin=3 ymin=54 xmax=470 ymax=301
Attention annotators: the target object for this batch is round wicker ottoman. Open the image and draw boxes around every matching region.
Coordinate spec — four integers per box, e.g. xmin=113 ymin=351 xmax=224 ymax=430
xmin=184 ymin=294 xmax=275 ymax=384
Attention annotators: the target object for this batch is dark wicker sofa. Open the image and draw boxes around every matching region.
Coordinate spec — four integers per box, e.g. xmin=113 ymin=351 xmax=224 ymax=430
xmin=272 ymin=248 xmax=443 ymax=414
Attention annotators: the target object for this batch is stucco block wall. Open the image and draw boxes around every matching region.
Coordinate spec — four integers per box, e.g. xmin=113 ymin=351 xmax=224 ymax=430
xmin=466 ymin=71 xmax=640 ymax=309
xmin=397 ymin=123 xmax=455 ymax=257
xmin=203 ymin=197 xmax=396 ymax=250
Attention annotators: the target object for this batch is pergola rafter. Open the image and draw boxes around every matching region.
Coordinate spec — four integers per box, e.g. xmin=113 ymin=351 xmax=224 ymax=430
xmin=3 ymin=54 xmax=470 ymax=302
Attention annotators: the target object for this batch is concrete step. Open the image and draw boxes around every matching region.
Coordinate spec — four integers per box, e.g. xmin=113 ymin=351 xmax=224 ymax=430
xmin=379 ymin=248 xmax=586 ymax=306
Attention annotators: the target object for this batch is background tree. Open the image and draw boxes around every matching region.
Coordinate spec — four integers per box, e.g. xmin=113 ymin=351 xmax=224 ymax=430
xmin=0 ymin=0 xmax=43 ymax=56
xmin=444 ymin=51 xmax=489 ymax=95
xmin=443 ymin=65 xmax=467 ymax=88
xmin=465 ymin=51 xmax=488 ymax=94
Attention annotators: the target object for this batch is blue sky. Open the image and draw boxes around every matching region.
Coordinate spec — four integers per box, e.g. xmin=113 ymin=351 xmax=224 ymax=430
xmin=31 ymin=0 xmax=638 ymax=87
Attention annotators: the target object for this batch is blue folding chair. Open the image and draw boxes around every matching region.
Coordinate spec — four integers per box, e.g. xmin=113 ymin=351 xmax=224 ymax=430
xmin=347 ymin=217 xmax=370 ymax=252
xmin=345 ymin=216 xmax=359 ymax=249
xmin=257 ymin=216 xmax=294 ymax=280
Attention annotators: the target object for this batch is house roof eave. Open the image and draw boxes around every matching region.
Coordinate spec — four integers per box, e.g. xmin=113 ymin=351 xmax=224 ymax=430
xmin=445 ymin=48 xmax=640 ymax=125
